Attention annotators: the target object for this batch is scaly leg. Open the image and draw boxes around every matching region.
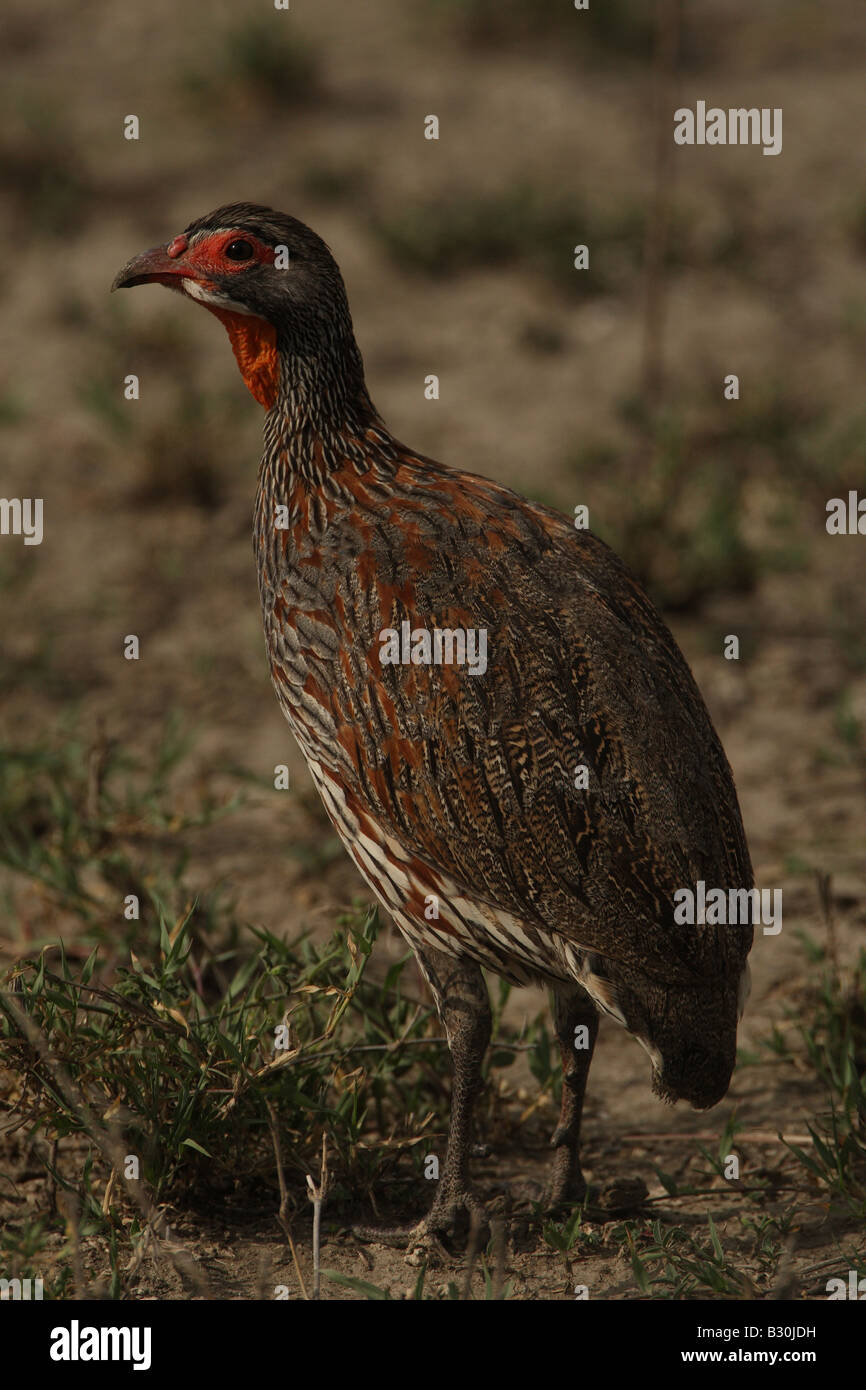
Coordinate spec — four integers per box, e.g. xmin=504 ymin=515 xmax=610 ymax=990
xmin=351 ymin=944 xmax=491 ymax=1248
xmin=414 ymin=944 xmax=492 ymax=1235
xmin=548 ymin=984 xmax=599 ymax=1208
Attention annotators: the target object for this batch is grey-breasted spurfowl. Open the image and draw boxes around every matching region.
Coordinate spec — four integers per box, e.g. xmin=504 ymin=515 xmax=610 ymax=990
xmin=113 ymin=204 xmax=753 ymax=1238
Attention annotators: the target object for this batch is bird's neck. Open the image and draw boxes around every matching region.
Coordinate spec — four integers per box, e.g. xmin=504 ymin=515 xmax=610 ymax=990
xmin=261 ymin=334 xmax=383 ymax=488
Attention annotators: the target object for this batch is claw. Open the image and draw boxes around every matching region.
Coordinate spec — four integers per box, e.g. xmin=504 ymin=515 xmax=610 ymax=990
xmin=544 ymin=1177 xmax=589 ymax=1213
xmin=351 ymin=1187 xmax=489 ymax=1257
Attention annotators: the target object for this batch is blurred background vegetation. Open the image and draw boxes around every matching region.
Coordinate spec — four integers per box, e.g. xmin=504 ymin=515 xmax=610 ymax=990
xmin=1 ymin=0 xmax=865 ymax=1298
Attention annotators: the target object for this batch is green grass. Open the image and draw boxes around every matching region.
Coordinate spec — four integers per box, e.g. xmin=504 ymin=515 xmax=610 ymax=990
xmin=626 ymin=1216 xmax=755 ymax=1299
xmin=372 ymin=186 xmax=592 ymax=289
xmin=223 ymin=20 xmax=320 ymax=105
xmin=371 ymin=187 xmax=664 ymax=296
xmin=743 ymin=923 xmax=866 ymax=1222
xmin=542 ymin=1204 xmax=601 ymax=1256
xmin=2 ymin=724 xmax=863 ymax=1298
xmin=0 ymin=712 xmax=531 ymax=1296
xmin=2 ymin=903 xmax=434 ymax=1203
xmin=323 ymin=1251 xmax=515 ymax=1300
xmin=183 ymin=18 xmax=321 ymax=111
xmin=0 ymin=392 xmax=25 ymax=426
xmin=0 ymin=717 xmax=240 ymax=938
xmin=563 ymin=385 xmax=826 ymax=609
xmin=0 ymin=722 xmax=536 ymax=1295
xmin=783 ymin=941 xmax=866 ymax=1219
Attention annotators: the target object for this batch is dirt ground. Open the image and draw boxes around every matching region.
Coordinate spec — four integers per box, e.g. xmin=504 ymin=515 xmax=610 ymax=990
xmin=1 ymin=0 xmax=865 ymax=1300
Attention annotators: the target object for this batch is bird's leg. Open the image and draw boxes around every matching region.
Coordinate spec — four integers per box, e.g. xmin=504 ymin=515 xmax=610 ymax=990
xmin=350 ymin=945 xmax=491 ymax=1250
xmin=547 ymin=985 xmax=599 ymax=1209
xmin=414 ymin=945 xmax=492 ymax=1237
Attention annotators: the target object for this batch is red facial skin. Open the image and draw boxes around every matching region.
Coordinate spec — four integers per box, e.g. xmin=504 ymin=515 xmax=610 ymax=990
xmin=112 ymin=230 xmax=280 ymax=408
xmin=113 ymin=228 xmax=275 ymax=290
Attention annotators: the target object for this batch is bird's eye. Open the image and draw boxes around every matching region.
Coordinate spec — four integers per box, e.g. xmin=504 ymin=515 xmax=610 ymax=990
xmin=224 ymin=239 xmax=254 ymax=262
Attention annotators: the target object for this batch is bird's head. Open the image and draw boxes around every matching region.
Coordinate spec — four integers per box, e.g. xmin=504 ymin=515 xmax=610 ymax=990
xmin=112 ymin=203 xmax=358 ymax=410
xmin=581 ymin=950 xmax=751 ymax=1110
xmin=626 ymin=969 xmax=750 ymax=1110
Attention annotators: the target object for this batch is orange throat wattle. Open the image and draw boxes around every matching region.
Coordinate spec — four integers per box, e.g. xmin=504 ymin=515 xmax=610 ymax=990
xmin=207 ymin=306 xmax=279 ymax=410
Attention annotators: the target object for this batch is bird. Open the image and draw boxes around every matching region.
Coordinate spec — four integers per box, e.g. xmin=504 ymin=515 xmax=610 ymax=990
xmin=113 ymin=203 xmax=754 ymax=1240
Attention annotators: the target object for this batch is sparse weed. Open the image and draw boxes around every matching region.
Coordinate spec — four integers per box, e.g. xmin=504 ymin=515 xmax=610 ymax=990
xmin=624 ymin=1216 xmax=755 ymax=1299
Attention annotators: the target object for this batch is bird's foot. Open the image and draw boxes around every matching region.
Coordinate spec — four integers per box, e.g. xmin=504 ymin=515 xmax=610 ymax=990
xmin=544 ymin=1174 xmax=589 ymax=1214
xmin=544 ymin=1138 xmax=589 ymax=1213
xmin=545 ymin=1137 xmax=649 ymax=1216
xmin=351 ymin=1184 xmax=489 ymax=1260
xmin=544 ymin=1173 xmax=648 ymax=1218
